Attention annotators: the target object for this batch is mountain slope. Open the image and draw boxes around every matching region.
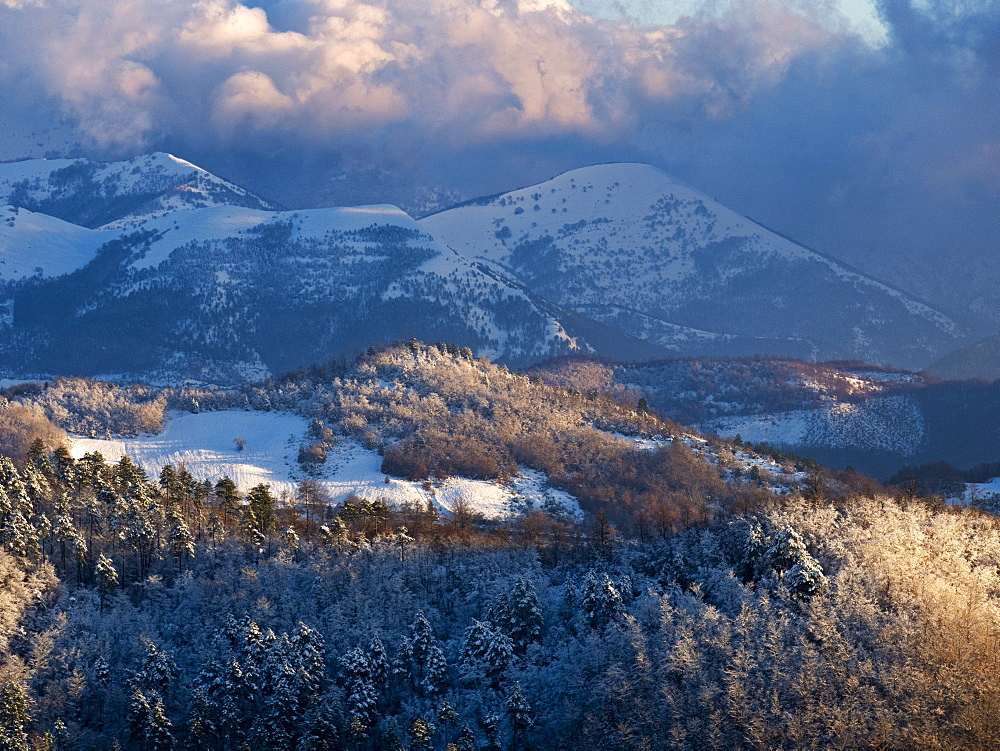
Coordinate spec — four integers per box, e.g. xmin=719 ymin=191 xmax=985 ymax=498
xmin=0 ymin=152 xmax=272 ymax=229
xmin=0 ymin=198 xmax=584 ymax=381
xmin=925 ymin=333 xmax=1000 ymax=381
xmin=0 ymin=205 xmax=105 ymax=281
xmin=421 ymin=163 xmax=966 ymax=369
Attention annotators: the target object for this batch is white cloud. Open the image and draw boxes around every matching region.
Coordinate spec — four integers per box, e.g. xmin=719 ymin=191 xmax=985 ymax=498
xmin=0 ymin=0 xmax=846 ymax=149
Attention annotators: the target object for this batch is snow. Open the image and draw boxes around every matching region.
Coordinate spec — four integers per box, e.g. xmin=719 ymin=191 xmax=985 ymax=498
xmin=419 ymin=162 xmax=961 ymax=363
xmin=70 ymin=410 xmax=307 ymax=495
xmin=702 ymin=395 xmax=923 ymax=456
xmin=67 ymin=409 xmax=582 ymax=520
xmin=0 ymin=206 xmax=105 ymax=280
xmin=702 ymin=411 xmax=814 ymax=448
xmin=129 ymin=204 xmax=426 ymax=270
xmin=961 ymin=478 xmax=1000 ymax=504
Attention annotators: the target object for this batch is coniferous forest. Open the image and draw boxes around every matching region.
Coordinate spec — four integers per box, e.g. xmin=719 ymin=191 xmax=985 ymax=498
xmin=0 ymin=343 xmax=996 ymax=749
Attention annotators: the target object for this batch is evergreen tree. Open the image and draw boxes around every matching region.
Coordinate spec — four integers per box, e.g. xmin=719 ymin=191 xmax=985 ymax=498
xmin=129 ymin=688 xmax=172 ymax=751
xmin=581 ymin=571 xmax=625 ymax=629
xmin=95 ymin=553 xmax=118 ymax=612
xmin=214 ymin=477 xmax=240 ymax=524
xmin=0 ymin=682 xmax=29 ymax=751
xmin=166 ymin=511 xmax=194 ymax=573
xmin=400 ymin=613 xmax=447 ymax=696
xmin=459 ymin=620 xmax=513 ymax=688
xmin=408 ymin=717 xmax=435 ymax=751
xmin=247 ymin=484 xmax=276 ymax=534
xmin=505 ymin=682 xmax=533 ymax=750
xmin=187 ymin=686 xmax=217 ymax=751
xmin=496 ymin=578 xmax=543 ymax=654
xmin=133 ymin=640 xmax=178 ymax=695
xmin=340 ymin=648 xmax=377 ymax=726
xmin=368 ymin=633 xmax=389 ymax=692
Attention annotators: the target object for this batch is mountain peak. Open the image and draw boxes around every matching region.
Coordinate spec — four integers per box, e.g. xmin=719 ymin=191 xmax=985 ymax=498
xmin=421 ymin=163 xmax=967 ymax=369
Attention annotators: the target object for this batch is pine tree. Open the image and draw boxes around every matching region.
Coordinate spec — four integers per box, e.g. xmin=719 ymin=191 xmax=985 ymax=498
xmin=214 ymin=477 xmax=240 ymax=525
xmin=456 ymin=724 xmax=476 ymax=751
xmin=187 ymin=686 xmax=217 ymax=750
xmin=480 ymin=712 xmax=502 ymax=751
xmin=581 ymin=571 xmax=625 ymax=629
xmin=762 ymin=527 xmax=826 ymax=599
xmin=166 ymin=511 xmax=194 ymax=573
xmin=247 ymin=484 xmax=276 ymax=534
xmin=292 ymin=622 xmax=327 ymax=709
xmin=438 ymin=700 xmax=459 ymax=749
xmin=52 ymin=718 xmax=69 ymax=750
xmin=408 ymin=716 xmax=435 ymax=751
xmin=133 ymin=639 xmax=178 ymax=695
xmin=95 ymin=553 xmax=119 ymax=612
xmin=460 ymin=620 xmax=513 ymax=688
xmin=368 ymin=633 xmax=388 ymax=692
xmin=281 ymin=526 xmax=300 ymax=553
xmin=505 ymin=682 xmax=533 ymax=750
xmin=401 ymin=613 xmax=448 ymax=696
xmin=0 ymin=682 xmax=30 ymax=751
xmin=497 ymin=578 xmax=543 ymax=654
xmin=340 ymin=648 xmax=377 ymax=726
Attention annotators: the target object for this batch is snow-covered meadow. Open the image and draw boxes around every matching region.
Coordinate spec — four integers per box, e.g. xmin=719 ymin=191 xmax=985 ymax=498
xmin=69 ymin=409 xmax=581 ymax=519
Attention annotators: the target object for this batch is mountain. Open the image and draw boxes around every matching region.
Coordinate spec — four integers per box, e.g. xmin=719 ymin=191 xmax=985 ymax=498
xmin=0 ymin=154 xmax=973 ymax=383
xmin=0 ymin=152 xmax=272 ymax=229
xmin=925 ymin=333 xmax=1000 ymax=382
xmin=421 ymin=163 xmax=967 ymax=369
xmin=0 ymin=201 xmax=587 ymax=382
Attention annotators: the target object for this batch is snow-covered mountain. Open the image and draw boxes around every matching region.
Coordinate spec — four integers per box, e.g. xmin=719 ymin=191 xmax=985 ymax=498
xmin=421 ymin=163 xmax=967 ymax=369
xmin=0 ymin=154 xmax=973 ymax=382
xmin=0 ymin=197 xmax=583 ymax=381
xmin=0 ymin=152 xmax=272 ymax=229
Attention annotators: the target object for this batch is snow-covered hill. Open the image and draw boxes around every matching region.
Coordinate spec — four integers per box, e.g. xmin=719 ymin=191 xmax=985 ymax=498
xmin=701 ymin=395 xmax=925 ymax=456
xmin=422 ymin=163 xmax=966 ymax=368
xmin=0 ymin=152 xmax=271 ymax=229
xmin=0 ymin=205 xmax=105 ymax=281
xmin=0 ymin=153 xmax=972 ymax=382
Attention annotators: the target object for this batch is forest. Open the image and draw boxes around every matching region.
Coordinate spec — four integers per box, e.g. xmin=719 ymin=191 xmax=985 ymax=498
xmin=0 ymin=342 xmax=996 ymax=749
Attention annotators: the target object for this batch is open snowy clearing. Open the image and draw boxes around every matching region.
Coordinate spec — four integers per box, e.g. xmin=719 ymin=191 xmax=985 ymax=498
xmin=68 ymin=409 xmax=581 ymax=519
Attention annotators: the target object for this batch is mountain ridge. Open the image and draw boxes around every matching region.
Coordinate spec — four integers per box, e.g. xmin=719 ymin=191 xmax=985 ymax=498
xmin=0 ymin=153 xmax=970 ymax=382
xmin=421 ymin=162 xmax=966 ymax=369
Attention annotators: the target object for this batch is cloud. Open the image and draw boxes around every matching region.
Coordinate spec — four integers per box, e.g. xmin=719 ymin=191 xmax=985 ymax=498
xmin=0 ymin=0 xmax=842 ymax=150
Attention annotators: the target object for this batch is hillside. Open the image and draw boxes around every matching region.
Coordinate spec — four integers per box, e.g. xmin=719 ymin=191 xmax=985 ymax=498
xmin=528 ymin=355 xmax=1000 ymax=480
xmin=926 ymin=333 xmax=1000 ymax=381
xmin=0 ymin=178 xmax=586 ymax=380
xmin=422 ymin=163 xmax=966 ymax=369
xmin=6 ymin=342 xmax=824 ymax=528
xmin=0 ymin=152 xmax=271 ymax=228
xmin=0 ymin=351 xmax=998 ymax=747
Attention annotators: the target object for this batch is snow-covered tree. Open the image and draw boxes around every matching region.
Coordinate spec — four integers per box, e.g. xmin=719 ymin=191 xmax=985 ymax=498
xmin=0 ymin=682 xmax=29 ymax=751
xmin=460 ymin=620 xmax=513 ymax=688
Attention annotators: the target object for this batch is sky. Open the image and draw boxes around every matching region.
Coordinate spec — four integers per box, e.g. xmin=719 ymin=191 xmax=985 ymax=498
xmin=0 ymin=0 xmax=998 ymax=330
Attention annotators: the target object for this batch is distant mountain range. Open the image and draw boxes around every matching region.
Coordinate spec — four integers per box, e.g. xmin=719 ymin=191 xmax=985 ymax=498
xmin=0 ymin=153 xmax=974 ymax=382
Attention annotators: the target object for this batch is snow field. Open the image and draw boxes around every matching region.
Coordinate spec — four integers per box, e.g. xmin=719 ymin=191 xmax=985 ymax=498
xmin=68 ymin=409 xmax=581 ymax=520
